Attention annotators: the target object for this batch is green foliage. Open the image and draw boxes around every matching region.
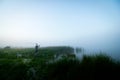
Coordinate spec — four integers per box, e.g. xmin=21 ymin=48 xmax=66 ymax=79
xmin=0 ymin=59 xmax=28 ymax=80
xmin=0 ymin=47 xmax=120 ymax=80
xmin=46 ymin=54 xmax=120 ymax=80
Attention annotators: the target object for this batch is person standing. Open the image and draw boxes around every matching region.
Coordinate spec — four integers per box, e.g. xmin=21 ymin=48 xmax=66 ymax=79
xmin=34 ymin=43 xmax=39 ymax=57
xmin=35 ymin=43 xmax=39 ymax=53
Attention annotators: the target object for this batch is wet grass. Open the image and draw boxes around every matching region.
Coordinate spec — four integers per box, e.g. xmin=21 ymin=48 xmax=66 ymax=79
xmin=0 ymin=47 xmax=120 ymax=80
xmin=46 ymin=54 xmax=120 ymax=80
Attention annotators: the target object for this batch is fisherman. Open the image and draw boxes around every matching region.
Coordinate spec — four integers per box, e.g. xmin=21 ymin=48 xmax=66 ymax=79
xmin=34 ymin=43 xmax=39 ymax=57
xmin=35 ymin=43 xmax=39 ymax=53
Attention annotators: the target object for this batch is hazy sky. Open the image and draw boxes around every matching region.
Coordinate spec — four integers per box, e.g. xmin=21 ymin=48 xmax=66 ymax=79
xmin=0 ymin=0 xmax=120 ymax=54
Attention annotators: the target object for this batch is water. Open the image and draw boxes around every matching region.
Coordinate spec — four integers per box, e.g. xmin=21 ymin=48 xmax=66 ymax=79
xmin=74 ymin=46 xmax=120 ymax=61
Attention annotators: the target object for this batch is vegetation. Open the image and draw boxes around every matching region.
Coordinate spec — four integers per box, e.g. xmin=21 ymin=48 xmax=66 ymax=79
xmin=0 ymin=46 xmax=119 ymax=80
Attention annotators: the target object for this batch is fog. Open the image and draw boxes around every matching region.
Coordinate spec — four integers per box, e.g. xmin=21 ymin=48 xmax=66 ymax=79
xmin=0 ymin=0 xmax=120 ymax=59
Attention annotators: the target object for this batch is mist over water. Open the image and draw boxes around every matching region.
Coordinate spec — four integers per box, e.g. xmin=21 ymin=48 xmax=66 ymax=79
xmin=0 ymin=0 xmax=120 ymax=60
xmin=1 ymin=39 xmax=120 ymax=60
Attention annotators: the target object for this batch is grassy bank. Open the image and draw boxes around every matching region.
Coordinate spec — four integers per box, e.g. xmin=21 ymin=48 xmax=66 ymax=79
xmin=0 ymin=46 xmax=119 ymax=80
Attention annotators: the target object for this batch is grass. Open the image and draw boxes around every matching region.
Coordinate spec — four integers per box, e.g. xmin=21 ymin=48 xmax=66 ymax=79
xmin=46 ymin=54 xmax=120 ymax=80
xmin=0 ymin=46 xmax=120 ymax=80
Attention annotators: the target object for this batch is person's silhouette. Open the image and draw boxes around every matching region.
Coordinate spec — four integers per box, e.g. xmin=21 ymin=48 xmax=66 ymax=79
xmin=35 ymin=43 xmax=38 ymax=53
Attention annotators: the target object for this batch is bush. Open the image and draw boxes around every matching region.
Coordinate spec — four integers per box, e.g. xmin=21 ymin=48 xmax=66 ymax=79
xmin=46 ymin=54 xmax=120 ymax=80
xmin=0 ymin=60 xmax=28 ymax=80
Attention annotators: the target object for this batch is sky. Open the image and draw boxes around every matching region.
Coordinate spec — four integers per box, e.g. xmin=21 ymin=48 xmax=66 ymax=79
xmin=0 ymin=0 xmax=120 ymax=58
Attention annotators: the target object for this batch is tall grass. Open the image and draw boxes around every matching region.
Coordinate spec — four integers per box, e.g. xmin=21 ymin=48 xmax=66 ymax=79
xmin=0 ymin=47 xmax=120 ymax=80
xmin=46 ymin=54 xmax=120 ymax=80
